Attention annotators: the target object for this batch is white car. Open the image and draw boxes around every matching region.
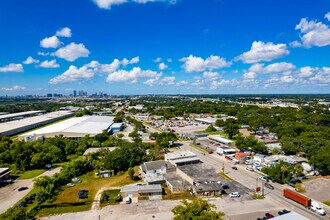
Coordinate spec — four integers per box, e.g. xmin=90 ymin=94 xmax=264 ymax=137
xmin=259 ymin=176 xmax=269 ymax=182
xmin=229 ymin=192 xmax=240 ymax=198
xmin=246 ymin=166 xmax=254 ymax=171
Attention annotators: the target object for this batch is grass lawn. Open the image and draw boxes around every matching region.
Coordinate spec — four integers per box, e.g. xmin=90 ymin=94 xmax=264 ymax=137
xmin=37 ymin=168 xmax=141 ymax=217
xmin=100 ymin=189 xmax=121 ymax=208
xmin=324 ymin=201 xmax=330 ymax=206
xmin=218 ymin=172 xmax=234 ymax=181
xmin=17 ymin=169 xmax=45 ymax=179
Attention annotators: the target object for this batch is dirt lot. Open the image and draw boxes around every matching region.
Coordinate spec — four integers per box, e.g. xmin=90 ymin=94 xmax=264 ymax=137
xmin=303 ymin=177 xmax=330 ymax=202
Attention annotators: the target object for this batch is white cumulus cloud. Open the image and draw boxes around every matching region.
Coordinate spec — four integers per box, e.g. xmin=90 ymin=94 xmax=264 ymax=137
xmin=106 ymin=67 xmax=161 ymax=83
xmin=249 ymin=62 xmax=296 ymax=74
xmin=0 ymin=63 xmax=24 ymax=73
xmin=180 ymin=55 xmax=231 ymax=72
xmin=236 ymin=41 xmax=289 ymax=63
xmin=93 ymin=0 xmax=175 ymax=9
xmin=144 ymin=76 xmax=175 ymax=86
xmin=40 ymin=36 xmax=61 ymax=48
xmin=295 ymin=16 xmax=330 ymax=48
xmin=0 ymin=85 xmax=26 ymax=91
xmin=23 ymin=56 xmax=40 ymax=65
xmin=202 ymin=71 xmax=219 ymax=81
xmin=121 ymin=56 xmax=140 ymax=66
xmin=158 ymin=62 xmax=168 ymax=70
xmin=176 ymin=80 xmax=188 ymax=86
xmin=56 ymin=27 xmax=72 ymax=38
xmin=243 ymin=72 xmax=257 ymax=79
xmin=49 ymin=65 xmax=95 ymax=84
xmin=325 ymin=12 xmax=330 ymax=21
xmin=39 ymin=60 xmax=60 ymax=68
xmin=52 ymin=43 xmax=90 ymax=62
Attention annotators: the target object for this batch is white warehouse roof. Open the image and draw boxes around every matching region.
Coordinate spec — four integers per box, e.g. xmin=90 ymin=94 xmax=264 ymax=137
xmin=19 ymin=115 xmax=114 ymax=139
xmin=209 ymin=135 xmax=233 ymax=145
xmin=0 ymin=110 xmax=45 ymax=121
xmin=0 ymin=111 xmax=74 ymax=136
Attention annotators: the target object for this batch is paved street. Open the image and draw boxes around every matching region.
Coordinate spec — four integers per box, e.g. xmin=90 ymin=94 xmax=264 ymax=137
xmin=0 ymin=167 xmax=61 ymax=214
xmin=181 ymin=141 xmax=329 ymax=220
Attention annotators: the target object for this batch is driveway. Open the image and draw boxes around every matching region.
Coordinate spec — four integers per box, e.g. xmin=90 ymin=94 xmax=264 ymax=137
xmin=0 ymin=167 xmax=61 ymax=214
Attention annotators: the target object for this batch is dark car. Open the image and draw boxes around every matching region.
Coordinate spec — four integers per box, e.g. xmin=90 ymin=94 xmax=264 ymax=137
xmin=232 ymin=166 xmax=238 ymax=170
xmin=18 ymin=187 xmax=29 ymax=191
xmin=19 ymin=201 xmax=26 ymax=207
xmin=278 ymin=209 xmax=290 ymax=215
xmin=265 ymin=183 xmax=274 ymax=190
xmin=265 ymin=213 xmax=274 ymax=219
xmin=78 ymin=189 xmax=89 ymax=199
xmin=222 ymin=185 xmax=229 ymax=189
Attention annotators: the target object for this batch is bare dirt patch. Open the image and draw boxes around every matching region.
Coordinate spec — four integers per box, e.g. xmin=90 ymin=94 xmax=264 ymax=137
xmin=303 ymin=177 xmax=330 ymax=202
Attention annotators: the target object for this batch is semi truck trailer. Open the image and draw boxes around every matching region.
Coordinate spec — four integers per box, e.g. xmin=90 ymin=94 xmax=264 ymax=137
xmin=283 ymin=189 xmax=325 ymax=216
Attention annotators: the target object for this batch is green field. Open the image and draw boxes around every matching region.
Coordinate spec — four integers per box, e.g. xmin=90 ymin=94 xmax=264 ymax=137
xmin=17 ymin=169 xmax=45 ymax=179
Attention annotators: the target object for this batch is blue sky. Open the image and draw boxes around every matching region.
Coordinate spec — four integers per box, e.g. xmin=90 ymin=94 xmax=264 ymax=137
xmin=0 ymin=0 xmax=330 ymax=95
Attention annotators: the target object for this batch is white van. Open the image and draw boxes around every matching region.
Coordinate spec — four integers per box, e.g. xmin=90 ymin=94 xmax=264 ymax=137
xmin=311 ymin=200 xmax=326 ymax=215
xmin=125 ymin=196 xmax=131 ymax=204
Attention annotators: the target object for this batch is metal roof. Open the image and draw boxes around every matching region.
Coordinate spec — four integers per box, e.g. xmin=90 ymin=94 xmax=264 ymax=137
xmin=20 ymin=115 xmax=114 ymax=137
xmin=0 ymin=110 xmax=45 ymax=121
xmin=272 ymin=212 xmax=308 ymax=220
xmin=120 ymin=184 xmax=162 ymax=193
xmin=0 ymin=111 xmax=74 ymax=135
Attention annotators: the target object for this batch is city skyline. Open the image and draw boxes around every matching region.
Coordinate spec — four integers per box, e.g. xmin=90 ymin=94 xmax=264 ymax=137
xmin=1 ymin=0 xmax=330 ymax=95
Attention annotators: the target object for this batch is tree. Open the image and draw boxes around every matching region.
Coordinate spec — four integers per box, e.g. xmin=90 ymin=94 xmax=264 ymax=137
xmin=172 ymin=198 xmax=224 ymax=220
xmin=293 ymin=164 xmax=304 ymax=177
xmin=223 ymin=119 xmax=239 ymax=139
xmin=128 ymin=167 xmax=135 ymax=180
xmin=205 ymin=124 xmax=216 ymax=132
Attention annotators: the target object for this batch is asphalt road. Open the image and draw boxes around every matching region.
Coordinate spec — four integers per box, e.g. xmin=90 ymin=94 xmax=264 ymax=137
xmin=181 ymin=141 xmax=329 ymax=220
xmin=0 ymin=167 xmax=61 ymax=214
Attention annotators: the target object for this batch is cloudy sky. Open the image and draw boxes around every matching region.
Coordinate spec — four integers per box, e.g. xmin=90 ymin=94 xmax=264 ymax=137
xmin=0 ymin=0 xmax=330 ymax=95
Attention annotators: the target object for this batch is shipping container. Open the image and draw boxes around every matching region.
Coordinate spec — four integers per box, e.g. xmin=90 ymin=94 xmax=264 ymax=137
xmin=283 ymin=189 xmax=311 ymax=207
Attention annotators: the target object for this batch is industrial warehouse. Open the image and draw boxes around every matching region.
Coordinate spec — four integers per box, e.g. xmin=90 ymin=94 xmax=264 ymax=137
xmin=18 ymin=115 xmax=122 ymax=141
xmin=0 ymin=111 xmax=74 ymax=136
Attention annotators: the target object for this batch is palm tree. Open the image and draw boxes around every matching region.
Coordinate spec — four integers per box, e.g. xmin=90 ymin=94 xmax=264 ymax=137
xmin=280 ymin=164 xmax=288 ymax=183
xmin=294 ymin=164 xmax=304 ymax=177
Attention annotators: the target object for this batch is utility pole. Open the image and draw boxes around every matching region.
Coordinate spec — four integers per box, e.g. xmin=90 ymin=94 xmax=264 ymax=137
xmin=222 ymin=162 xmax=225 ymax=174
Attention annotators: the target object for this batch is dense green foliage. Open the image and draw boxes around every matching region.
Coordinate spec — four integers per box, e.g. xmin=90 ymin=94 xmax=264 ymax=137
xmin=172 ymin=198 xmax=224 ymax=220
xmin=235 ymin=135 xmax=267 ymax=154
xmin=261 ymin=161 xmax=294 ymax=184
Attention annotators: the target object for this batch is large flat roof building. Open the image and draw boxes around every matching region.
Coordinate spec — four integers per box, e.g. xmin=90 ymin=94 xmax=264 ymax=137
xmin=0 ymin=110 xmax=45 ymax=122
xmin=0 ymin=111 xmax=74 ymax=137
xmin=19 ymin=115 xmax=115 ymax=140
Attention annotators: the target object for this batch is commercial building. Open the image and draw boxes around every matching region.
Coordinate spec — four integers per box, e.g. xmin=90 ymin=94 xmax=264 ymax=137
xmin=0 ymin=110 xmax=45 ymax=122
xmin=109 ymin=123 xmax=124 ymax=132
xmin=216 ymin=146 xmax=236 ymax=155
xmin=195 ymin=117 xmax=217 ymax=125
xmin=209 ymin=135 xmax=234 ymax=146
xmin=0 ymin=111 xmax=74 ymax=137
xmin=120 ymin=184 xmax=162 ymax=200
xmin=140 ymin=160 xmax=176 ymax=185
xmin=19 ymin=115 xmax=115 ymax=140
xmin=164 ymin=150 xmax=200 ymax=166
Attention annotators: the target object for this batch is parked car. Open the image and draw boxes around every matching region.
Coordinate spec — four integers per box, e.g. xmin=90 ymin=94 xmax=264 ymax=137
xmin=265 ymin=183 xmax=274 ymax=190
xmin=278 ymin=209 xmax=290 ymax=215
xmin=229 ymin=192 xmax=240 ymax=198
xmin=259 ymin=176 xmax=269 ymax=182
xmin=125 ymin=196 xmax=131 ymax=204
xmin=265 ymin=213 xmax=274 ymax=218
xmin=72 ymin=177 xmax=81 ymax=183
xmin=67 ymin=183 xmax=75 ymax=186
xmin=222 ymin=185 xmax=229 ymax=189
xmin=18 ymin=187 xmax=29 ymax=191
xmin=246 ymin=166 xmax=254 ymax=171
xmin=232 ymin=166 xmax=238 ymax=170
xmin=78 ymin=189 xmax=88 ymax=199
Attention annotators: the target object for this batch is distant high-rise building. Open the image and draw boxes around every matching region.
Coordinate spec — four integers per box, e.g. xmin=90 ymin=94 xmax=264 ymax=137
xmin=73 ymin=90 xmax=77 ymax=97
xmin=47 ymin=93 xmax=52 ymax=97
